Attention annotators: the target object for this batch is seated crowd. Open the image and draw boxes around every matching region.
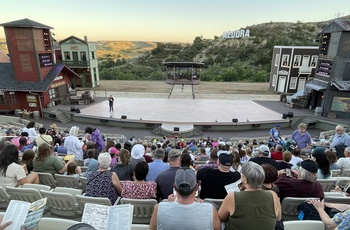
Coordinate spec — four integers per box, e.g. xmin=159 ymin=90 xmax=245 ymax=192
xmin=0 ymin=121 xmax=349 ymax=229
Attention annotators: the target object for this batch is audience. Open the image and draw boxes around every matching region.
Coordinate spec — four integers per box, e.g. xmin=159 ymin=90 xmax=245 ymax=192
xmin=261 ymin=163 xmax=280 ymax=197
xmin=278 ymin=151 xmax=293 ymax=170
xmin=22 ymin=121 xmax=38 ymax=143
xmin=325 ymin=149 xmax=340 ymax=170
xmin=82 ymin=149 xmax=99 ymax=177
xmin=130 ymin=144 xmax=146 ymax=167
xmin=21 ymin=149 xmax=35 ymax=174
xmin=197 ymin=150 xmax=240 ymax=199
xmin=85 ymin=127 xmax=105 ymax=153
xmin=0 ymin=144 xmax=39 ymax=187
xmin=312 ymin=147 xmax=332 ymax=179
xmin=146 ymin=148 xmax=169 ymax=181
xmin=271 ymin=144 xmax=283 ymax=160
xmin=150 ymin=168 xmax=221 ymax=230
xmin=86 ymin=152 xmax=122 ymax=204
xmin=35 ymin=127 xmax=53 ymax=147
xmin=197 ymin=148 xmax=218 ymax=169
xmin=121 ymin=161 xmax=156 ymax=199
xmin=110 ymin=149 xmax=134 ymax=181
xmin=64 ymin=126 xmax=84 ymax=160
xmin=291 ymin=123 xmax=311 ymax=151
xmin=218 ymin=162 xmax=281 ymax=230
xmin=249 ymin=145 xmax=280 ymax=170
xmin=337 ymin=146 xmax=350 ymax=171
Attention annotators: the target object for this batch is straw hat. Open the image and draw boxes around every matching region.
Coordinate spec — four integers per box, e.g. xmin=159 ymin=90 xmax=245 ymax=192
xmin=50 ymin=123 xmax=58 ymax=129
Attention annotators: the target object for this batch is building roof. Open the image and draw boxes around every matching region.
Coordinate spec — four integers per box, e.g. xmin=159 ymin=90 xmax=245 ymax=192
xmin=59 ymin=35 xmax=87 ymax=45
xmin=321 ymin=20 xmax=350 ymax=33
xmin=163 ymin=62 xmax=204 ymax=67
xmin=0 ymin=63 xmax=80 ymax=92
xmin=331 ymin=81 xmax=350 ymax=91
xmin=0 ymin=50 xmax=10 ymax=63
xmin=0 ymin=18 xmax=53 ymax=29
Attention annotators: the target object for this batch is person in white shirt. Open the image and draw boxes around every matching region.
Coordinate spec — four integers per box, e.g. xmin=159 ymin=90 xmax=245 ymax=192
xmin=64 ymin=126 xmax=84 ymax=160
xmin=337 ymin=147 xmax=350 ymax=172
xmin=22 ymin=121 xmax=38 ymax=143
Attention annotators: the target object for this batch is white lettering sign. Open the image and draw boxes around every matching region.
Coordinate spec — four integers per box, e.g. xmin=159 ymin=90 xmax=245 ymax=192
xmin=54 ymin=76 xmax=63 ymax=82
xmin=222 ymin=29 xmax=250 ymax=39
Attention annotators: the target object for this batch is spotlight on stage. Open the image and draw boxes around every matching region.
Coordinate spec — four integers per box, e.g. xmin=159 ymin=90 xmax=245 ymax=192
xmin=174 ymin=127 xmax=180 ymax=132
xmin=232 ymin=118 xmax=238 ymax=123
xmin=121 ymin=115 xmax=127 ymax=119
xmin=282 ymin=112 xmax=293 ymax=119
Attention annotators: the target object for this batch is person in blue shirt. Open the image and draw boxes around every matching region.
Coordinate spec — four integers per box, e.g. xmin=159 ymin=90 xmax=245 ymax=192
xmin=269 ymin=124 xmax=284 ymax=146
xmin=330 ymin=125 xmax=350 ymax=149
xmin=146 ymin=148 xmax=169 ymax=181
xmin=292 ymin=123 xmax=312 ymax=151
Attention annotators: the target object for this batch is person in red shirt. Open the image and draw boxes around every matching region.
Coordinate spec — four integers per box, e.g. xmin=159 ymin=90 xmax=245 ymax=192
xmin=271 ymin=145 xmax=284 ymax=161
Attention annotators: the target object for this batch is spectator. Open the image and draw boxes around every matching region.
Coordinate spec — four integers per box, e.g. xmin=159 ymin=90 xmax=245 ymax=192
xmin=64 ymin=161 xmax=81 ymax=180
xmin=150 ymin=168 xmax=221 ymax=230
xmin=325 ymin=149 xmax=340 ymax=170
xmin=289 ymin=148 xmax=302 ymax=166
xmin=330 ymin=125 xmax=350 ymax=150
xmin=22 ymin=121 xmax=38 ymax=143
xmin=312 ymin=147 xmax=332 ymax=179
xmin=291 ymin=123 xmax=311 ymax=151
xmin=155 ymin=149 xmax=181 ymax=201
xmin=64 ymin=126 xmax=84 ymax=160
xmin=278 ymin=151 xmax=293 ymax=170
xmin=86 ymin=152 xmax=122 ymax=204
xmin=85 ymin=127 xmax=105 ymax=153
xmin=83 ymin=141 xmax=97 ymax=159
xmin=110 ymin=149 xmax=134 ymax=181
xmin=55 ymin=138 xmax=67 ymax=155
xmin=231 ymin=151 xmax=242 ymax=173
xmin=33 ymin=143 xmax=71 ymax=175
xmin=18 ymin=137 xmax=29 ymax=152
xmin=143 ymin=144 xmax=154 ymax=163
xmin=269 ymin=124 xmax=282 ymax=146
xmin=336 ymin=146 xmax=350 ymax=171
xmin=197 ymin=148 xmax=218 ymax=170
xmin=261 ymin=163 xmax=280 ymax=197
xmin=82 ymin=149 xmax=98 ymax=177
xmin=271 ymin=144 xmax=283 ymax=161
xmin=181 ymin=152 xmax=194 ymax=169
xmin=197 ymin=150 xmax=241 ymax=199
xmin=275 ymin=160 xmax=324 ymax=201
xmin=249 ymin=145 xmax=280 ymax=170
xmin=146 ymin=148 xmax=169 ymax=181
xmin=10 ymin=132 xmax=30 ymax=148
xmin=308 ymin=199 xmax=350 ymax=229
xmin=239 ymin=148 xmax=250 ymax=163
xmin=0 ymin=144 xmax=39 ymax=187
xmin=121 ymin=161 xmax=156 ymax=199
xmin=35 ymin=127 xmax=53 ymax=147
xmin=130 ymin=144 xmax=146 ymax=167
xmin=196 ymin=148 xmax=209 ymax=161
xmin=218 ymin=162 xmax=281 ymax=230
xmin=21 ymin=149 xmax=35 ymax=174
xmin=108 ymin=147 xmax=119 ymax=166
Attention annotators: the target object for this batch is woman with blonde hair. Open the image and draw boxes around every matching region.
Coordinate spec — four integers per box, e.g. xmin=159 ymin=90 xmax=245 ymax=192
xmin=33 ymin=143 xmax=73 ymax=175
xmin=64 ymin=126 xmax=84 ymax=160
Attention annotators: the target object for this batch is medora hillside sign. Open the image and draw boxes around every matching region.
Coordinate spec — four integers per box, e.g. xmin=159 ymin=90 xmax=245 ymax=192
xmin=222 ymin=29 xmax=250 ymax=39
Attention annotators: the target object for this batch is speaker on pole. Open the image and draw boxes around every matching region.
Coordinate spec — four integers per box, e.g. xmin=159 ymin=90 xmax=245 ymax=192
xmin=174 ymin=127 xmax=180 ymax=132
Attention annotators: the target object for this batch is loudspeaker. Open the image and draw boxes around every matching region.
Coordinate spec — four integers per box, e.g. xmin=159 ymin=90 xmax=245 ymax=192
xmin=100 ymin=119 xmax=108 ymax=123
xmin=232 ymin=118 xmax=238 ymax=123
xmin=121 ymin=115 xmax=127 ymax=119
xmin=287 ymin=111 xmax=294 ymax=118
xmin=70 ymin=106 xmax=76 ymax=112
xmin=75 ymin=107 xmax=81 ymax=113
xmin=252 ymin=124 xmax=261 ymax=127
xmin=174 ymin=127 xmax=180 ymax=132
xmin=282 ymin=113 xmax=288 ymax=119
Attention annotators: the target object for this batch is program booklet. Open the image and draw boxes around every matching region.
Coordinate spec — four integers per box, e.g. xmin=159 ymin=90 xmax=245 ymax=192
xmin=0 ymin=198 xmax=47 ymax=230
xmin=82 ymin=203 xmax=133 ymax=230
xmin=225 ymin=179 xmax=242 ymax=193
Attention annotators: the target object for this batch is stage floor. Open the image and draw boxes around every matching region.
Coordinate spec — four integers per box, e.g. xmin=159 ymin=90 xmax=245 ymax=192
xmin=79 ymin=97 xmax=285 ymax=124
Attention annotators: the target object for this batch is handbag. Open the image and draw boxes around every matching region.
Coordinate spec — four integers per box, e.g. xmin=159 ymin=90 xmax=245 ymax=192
xmin=297 ymin=202 xmax=321 ymax=220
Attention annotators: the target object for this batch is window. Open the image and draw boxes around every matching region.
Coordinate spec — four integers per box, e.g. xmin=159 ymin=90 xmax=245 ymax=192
xmin=64 ymin=52 xmax=71 ymax=60
xmin=49 ymin=88 xmax=58 ymax=100
xmin=281 ymin=55 xmax=289 ymax=67
xmin=0 ymin=95 xmax=5 ymax=104
xmin=290 ymin=77 xmax=297 ymax=89
xmin=91 ymin=52 xmax=95 ymax=59
xmin=9 ymin=92 xmax=16 ymax=104
xmin=275 ymin=54 xmax=280 ymax=66
xmin=293 ymin=55 xmax=301 ymax=67
xmin=80 ymin=52 xmax=86 ymax=61
xmin=272 ymin=75 xmax=277 ymax=87
xmin=311 ymin=55 xmax=318 ymax=67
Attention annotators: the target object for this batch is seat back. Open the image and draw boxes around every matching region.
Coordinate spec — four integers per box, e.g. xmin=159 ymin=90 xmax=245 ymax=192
xmin=37 ymin=217 xmax=80 ymax=230
xmin=120 ymin=198 xmax=157 ymax=224
xmin=324 ymin=196 xmax=350 ymax=204
xmin=0 ymin=187 xmax=10 ymax=210
xmin=54 ymin=174 xmax=82 ymax=189
xmin=54 ymin=187 xmax=82 ymax=197
xmin=340 ymin=169 xmax=350 ymax=177
xmin=317 ymin=179 xmax=337 ymax=192
xmin=80 ymin=177 xmax=87 ymax=193
xmin=204 ymin=198 xmax=224 ymax=210
xmin=331 ymin=169 xmax=341 ymax=177
xmin=281 ymin=197 xmax=316 ymax=221
xmin=335 ymin=177 xmax=350 ymax=188
xmin=22 ymin=184 xmax=51 ymax=191
xmin=6 ymin=186 xmax=42 ymax=203
xmin=75 ymin=194 xmax=112 ymax=213
xmin=37 ymin=172 xmax=57 ymax=188
xmin=131 ymin=224 xmax=150 ymax=230
xmin=40 ymin=190 xmax=80 ymax=220
xmin=283 ymin=220 xmax=325 ymax=230
xmin=80 ymin=166 xmax=88 ymax=173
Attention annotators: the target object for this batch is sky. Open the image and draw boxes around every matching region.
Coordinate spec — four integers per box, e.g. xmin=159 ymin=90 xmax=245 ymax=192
xmin=1 ymin=0 xmax=350 ymax=42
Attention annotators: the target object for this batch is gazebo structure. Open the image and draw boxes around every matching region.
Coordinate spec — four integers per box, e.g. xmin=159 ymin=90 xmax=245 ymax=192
xmin=163 ymin=62 xmax=204 ymax=99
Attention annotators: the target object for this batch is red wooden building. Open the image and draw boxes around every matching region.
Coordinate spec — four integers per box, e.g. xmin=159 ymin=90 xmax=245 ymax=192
xmin=0 ymin=18 xmax=80 ymax=116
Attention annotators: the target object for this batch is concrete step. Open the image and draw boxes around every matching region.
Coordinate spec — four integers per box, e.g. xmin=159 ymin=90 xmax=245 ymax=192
xmin=55 ymin=111 xmax=72 ymax=124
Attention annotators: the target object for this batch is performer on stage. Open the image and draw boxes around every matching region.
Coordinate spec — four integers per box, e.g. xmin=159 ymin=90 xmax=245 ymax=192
xmin=108 ymin=95 xmax=114 ymax=112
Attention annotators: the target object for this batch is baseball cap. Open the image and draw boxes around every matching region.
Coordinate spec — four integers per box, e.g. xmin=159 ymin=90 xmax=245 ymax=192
xmin=218 ymin=151 xmax=234 ymax=166
xmin=301 ymin=160 xmax=318 ymax=173
xmin=259 ymin=145 xmax=270 ymax=156
xmin=175 ymin=168 xmax=197 ymax=193
xmin=275 ymin=124 xmax=280 ymax=127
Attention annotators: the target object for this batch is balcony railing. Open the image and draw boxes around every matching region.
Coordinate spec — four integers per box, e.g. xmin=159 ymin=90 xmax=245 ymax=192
xmin=58 ymin=60 xmax=89 ymax=67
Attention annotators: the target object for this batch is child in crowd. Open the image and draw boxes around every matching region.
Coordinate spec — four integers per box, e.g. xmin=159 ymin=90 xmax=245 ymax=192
xmin=108 ymin=147 xmax=119 ymax=166
xmin=65 ymin=161 xmax=81 ymax=180
xmin=82 ymin=149 xmax=99 ymax=177
xmin=21 ymin=149 xmax=35 ymax=174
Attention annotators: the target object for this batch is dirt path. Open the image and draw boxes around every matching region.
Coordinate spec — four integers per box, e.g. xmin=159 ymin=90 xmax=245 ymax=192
xmin=95 ymin=80 xmax=273 ymax=95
